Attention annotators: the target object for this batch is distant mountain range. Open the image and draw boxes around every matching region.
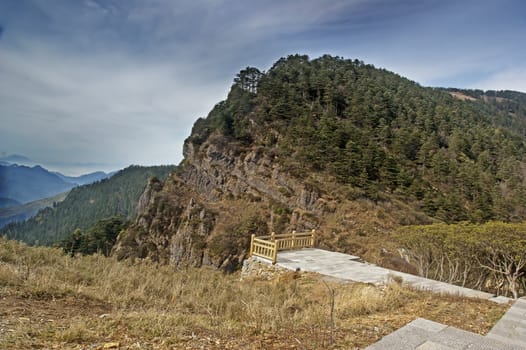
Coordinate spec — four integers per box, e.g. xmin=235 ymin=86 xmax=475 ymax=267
xmin=0 ymin=197 xmax=21 ymax=208
xmin=0 ymin=163 xmax=111 ymax=204
xmin=53 ymin=170 xmax=116 ymax=186
xmin=1 ymin=164 xmax=76 ymax=204
xmin=0 ymin=156 xmax=115 ymax=228
xmin=0 ymin=191 xmax=69 ymax=229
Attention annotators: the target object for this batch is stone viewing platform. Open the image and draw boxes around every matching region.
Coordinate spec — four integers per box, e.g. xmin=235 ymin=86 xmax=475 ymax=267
xmin=486 ymin=298 xmax=526 ymax=348
xmin=271 ymin=248 xmax=508 ymax=303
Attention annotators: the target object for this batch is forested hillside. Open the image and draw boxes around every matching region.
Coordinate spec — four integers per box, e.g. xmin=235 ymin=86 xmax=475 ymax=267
xmin=0 ymin=191 xmax=69 ymax=229
xmin=1 ymin=165 xmax=174 ymax=245
xmin=53 ymin=170 xmax=111 ymax=186
xmin=191 ymin=55 xmax=526 ymax=223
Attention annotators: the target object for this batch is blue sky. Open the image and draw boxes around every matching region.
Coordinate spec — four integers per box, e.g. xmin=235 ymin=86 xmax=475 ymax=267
xmin=1 ymin=0 xmax=525 ymax=175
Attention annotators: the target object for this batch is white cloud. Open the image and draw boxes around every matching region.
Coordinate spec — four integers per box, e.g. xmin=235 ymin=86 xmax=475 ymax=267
xmin=0 ymin=39 xmax=229 ymax=172
xmin=2 ymin=1 xmax=383 ymax=174
xmin=471 ymin=68 xmax=526 ymax=93
xmin=1 ymin=0 xmax=525 ymax=175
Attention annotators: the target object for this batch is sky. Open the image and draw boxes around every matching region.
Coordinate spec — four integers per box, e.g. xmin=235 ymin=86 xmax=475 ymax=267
xmin=1 ymin=0 xmax=525 ymax=175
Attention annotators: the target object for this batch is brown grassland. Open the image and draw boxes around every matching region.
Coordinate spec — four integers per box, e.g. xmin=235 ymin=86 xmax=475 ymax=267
xmin=0 ymin=238 xmax=509 ymax=349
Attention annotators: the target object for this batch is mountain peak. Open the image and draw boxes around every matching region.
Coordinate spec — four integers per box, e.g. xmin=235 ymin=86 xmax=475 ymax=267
xmin=0 ymin=154 xmax=34 ymax=165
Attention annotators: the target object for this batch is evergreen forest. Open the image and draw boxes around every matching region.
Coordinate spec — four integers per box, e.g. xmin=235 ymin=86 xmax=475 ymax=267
xmin=189 ymin=55 xmax=526 ymax=223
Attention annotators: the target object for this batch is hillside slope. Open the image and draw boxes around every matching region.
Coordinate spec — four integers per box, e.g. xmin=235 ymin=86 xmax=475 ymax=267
xmin=54 ymin=171 xmax=110 ymax=186
xmin=1 ymin=165 xmax=174 ymax=245
xmin=115 ymin=55 xmax=526 ymax=269
xmin=0 ymin=191 xmax=69 ymax=229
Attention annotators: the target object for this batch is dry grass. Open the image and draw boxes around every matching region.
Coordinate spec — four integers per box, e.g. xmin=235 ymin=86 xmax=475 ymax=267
xmin=316 ymin=197 xmax=431 ymax=264
xmin=449 ymin=91 xmax=478 ymax=101
xmin=0 ymin=238 xmax=509 ymax=349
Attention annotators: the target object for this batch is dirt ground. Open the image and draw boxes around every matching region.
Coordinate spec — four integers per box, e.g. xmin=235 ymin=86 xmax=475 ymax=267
xmin=0 ymin=288 xmax=508 ymax=350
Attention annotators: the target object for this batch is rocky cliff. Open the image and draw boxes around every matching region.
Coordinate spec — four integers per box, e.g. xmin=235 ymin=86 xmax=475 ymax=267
xmin=114 ymin=133 xmax=321 ymax=268
xmin=114 ymin=128 xmax=426 ymax=269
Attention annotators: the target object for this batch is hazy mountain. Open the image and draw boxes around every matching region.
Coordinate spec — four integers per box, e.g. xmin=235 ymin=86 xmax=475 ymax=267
xmin=0 ymin=162 xmax=113 ymax=205
xmin=0 ymin=163 xmax=113 ymax=228
xmin=0 ymin=154 xmax=112 ymax=186
xmin=0 ymin=154 xmax=35 ymax=166
xmin=0 ymin=191 xmax=69 ymax=229
xmin=0 ymin=197 xmax=21 ymax=208
xmin=53 ymin=171 xmax=110 ymax=186
xmin=0 ymin=164 xmax=75 ymax=204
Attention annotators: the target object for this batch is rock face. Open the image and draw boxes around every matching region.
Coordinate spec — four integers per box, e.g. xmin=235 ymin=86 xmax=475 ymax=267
xmin=115 ymin=124 xmax=431 ymax=269
xmin=183 ymin=136 xmax=323 ymax=214
xmin=114 ymin=132 xmax=326 ymax=269
xmin=240 ymin=256 xmax=291 ymax=281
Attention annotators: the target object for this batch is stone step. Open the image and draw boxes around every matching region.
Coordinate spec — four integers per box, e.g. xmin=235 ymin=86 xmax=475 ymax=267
xmin=365 ymin=318 xmax=526 ymax=350
xmin=487 ymin=298 xmax=526 ymax=348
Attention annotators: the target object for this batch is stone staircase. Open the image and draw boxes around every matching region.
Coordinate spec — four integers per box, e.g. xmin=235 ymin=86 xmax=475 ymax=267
xmin=366 ymin=298 xmax=526 ymax=349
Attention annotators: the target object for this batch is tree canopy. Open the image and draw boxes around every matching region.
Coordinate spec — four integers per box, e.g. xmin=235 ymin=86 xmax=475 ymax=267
xmin=59 ymin=217 xmax=127 ymax=256
xmin=396 ymin=222 xmax=526 ymax=298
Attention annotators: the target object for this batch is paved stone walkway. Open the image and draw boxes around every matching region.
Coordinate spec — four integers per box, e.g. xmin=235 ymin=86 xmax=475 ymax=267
xmin=366 ymin=299 xmax=526 ymax=349
xmin=275 ymin=248 xmax=506 ymax=302
xmin=365 ymin=317 xmax=526 ymax=350
xmin=487 ymin=298 xmax=526 ymax=348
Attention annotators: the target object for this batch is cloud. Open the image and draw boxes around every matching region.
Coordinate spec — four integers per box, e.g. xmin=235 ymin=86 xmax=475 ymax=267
xmin=332 ymin=0 xmax=526 ymax=90
xmin=472 ymin=68 xmax=526 ymax=93
xmin=0 ymin=0 xmax=525 ymax=174
xmin=0 ymin=0 xmax=386 ymax=164
xmin=0 ymin=38 xmax=230 ymax=172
